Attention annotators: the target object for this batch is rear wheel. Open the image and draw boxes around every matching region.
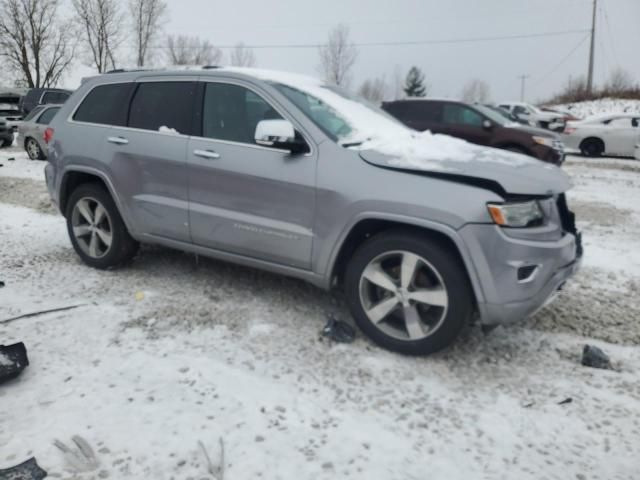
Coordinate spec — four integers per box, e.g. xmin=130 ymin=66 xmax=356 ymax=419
xmin=65 ymin=183 xmax=139 ymax=269
xmin=344 ymin=231 xmax=473 ymax=355
xmin=25 ymin=138 xmax=44 ymax=160
xmin=580 ymin=138 xmax=604 ymax=157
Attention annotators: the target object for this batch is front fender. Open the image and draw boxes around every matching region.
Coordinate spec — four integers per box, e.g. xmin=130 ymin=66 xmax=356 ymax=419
xmin=321 ymin=212 xmax=486 ymax=304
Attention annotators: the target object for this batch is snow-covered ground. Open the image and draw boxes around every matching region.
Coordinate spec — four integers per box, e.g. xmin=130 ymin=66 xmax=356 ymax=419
xmin=553 ymin=98 xmax=640 ymax=119
xmin=1 ymin=147 xmax=639 ymax=479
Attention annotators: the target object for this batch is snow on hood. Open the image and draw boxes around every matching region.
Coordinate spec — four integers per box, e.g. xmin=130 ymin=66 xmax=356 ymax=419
xmin=357 ymin=131 xmax=571 ymax=196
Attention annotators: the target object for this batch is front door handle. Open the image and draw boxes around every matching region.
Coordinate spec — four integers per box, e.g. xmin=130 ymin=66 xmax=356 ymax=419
xmin=194 ymin=149 xmax=221 ymax=160
xmin=107 ymin=136 xmax=129 ymax=145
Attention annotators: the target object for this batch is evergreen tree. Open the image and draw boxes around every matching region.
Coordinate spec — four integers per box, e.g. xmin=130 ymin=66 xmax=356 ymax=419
xmin=403 ymin=66 xmax=427 ymax=97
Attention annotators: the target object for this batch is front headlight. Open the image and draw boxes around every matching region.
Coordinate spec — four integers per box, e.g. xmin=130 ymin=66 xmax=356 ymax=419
xmin=487 ymin=201 xmax=545 ymax=228
xmin=532 ymin=136 xmax=555 ymax=148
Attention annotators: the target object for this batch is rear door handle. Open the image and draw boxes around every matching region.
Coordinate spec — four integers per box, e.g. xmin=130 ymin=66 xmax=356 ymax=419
xmin=194 ymin=149 xmax=221 ymax=159
xmin=107 ymin=136 xmax=129 ymax=145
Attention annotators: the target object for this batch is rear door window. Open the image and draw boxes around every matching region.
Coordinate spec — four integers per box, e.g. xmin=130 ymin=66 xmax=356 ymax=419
xmin=406 ymin=101 xmax=442 ymax=122
xmin=36 ymin=107 xmax=60 ymax=124
xmin=73 ymin=83 xmax=134 ymax=126
xmin=128 ymin=82 xmax=197 ymax=134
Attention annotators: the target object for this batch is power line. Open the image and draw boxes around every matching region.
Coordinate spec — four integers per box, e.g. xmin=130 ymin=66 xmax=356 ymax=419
xmin=142 ymin=29 xmax=590 ymax=50
xmin=533 ymin=33 xmax=591 ymax=85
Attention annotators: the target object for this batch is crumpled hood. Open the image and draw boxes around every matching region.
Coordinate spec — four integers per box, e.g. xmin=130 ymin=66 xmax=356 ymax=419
xmin=357 ymin=131 xmax=571 ymax=196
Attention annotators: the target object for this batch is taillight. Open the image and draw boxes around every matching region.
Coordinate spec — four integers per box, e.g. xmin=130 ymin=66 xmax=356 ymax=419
xmin=44 ymin=127 xmax=54 ymax=144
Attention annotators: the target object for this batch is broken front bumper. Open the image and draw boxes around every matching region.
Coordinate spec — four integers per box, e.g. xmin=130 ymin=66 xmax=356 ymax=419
xmin=459 ymin=217 xmax=582 ymax=326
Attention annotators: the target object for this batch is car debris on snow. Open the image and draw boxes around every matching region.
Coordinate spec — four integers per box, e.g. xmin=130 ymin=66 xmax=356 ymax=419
xmin=53 ymin=435 xmax=100 ymax=473
xmin=0 ymin=457 xmax=48 ymax=480
xmin=581 ymin=344 xmax=613 ymax=370
xmin=321 ymin=314 xmax=356 ymax=343
xmin=198 ymin=438 xmax=225 ymax=480
xmin=0 ymin=342 xmax=29 ymax=384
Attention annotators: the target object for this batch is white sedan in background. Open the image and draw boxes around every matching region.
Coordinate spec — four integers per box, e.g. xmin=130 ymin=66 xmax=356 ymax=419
xmin=563 ymin=113 xmax=640 ymax=157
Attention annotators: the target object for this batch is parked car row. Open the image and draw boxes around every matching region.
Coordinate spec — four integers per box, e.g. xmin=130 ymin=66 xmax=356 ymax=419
xmin=382 ymin=99 xmax=565 ymax=165
xmin=0 ymin=87 xmax=71 ymax=149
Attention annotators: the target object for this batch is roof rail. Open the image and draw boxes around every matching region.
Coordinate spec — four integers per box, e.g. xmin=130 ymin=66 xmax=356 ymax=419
xmin=105 ymin=68 xmax=157 ymax=74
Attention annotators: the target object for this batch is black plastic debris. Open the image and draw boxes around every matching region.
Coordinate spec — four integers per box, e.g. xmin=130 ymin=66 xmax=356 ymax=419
xmin=0 ymin=457 xmax=47 ymax=479
xmin=322 ymin=315 xmax=356 ymax=344
xmin=0 ymin=280 xmax=5 ymax=288
xmin=581 ymin=344 xmax=612 ymax=370
xmin=558 ymin=397 xmax=573 ymax=405
xmin=0 ymin=343 xmax=29 ymax=384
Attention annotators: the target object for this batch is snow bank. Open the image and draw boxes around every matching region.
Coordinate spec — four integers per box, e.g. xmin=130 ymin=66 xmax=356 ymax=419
xmin=553 ymin=98 xmax=640 ymax=120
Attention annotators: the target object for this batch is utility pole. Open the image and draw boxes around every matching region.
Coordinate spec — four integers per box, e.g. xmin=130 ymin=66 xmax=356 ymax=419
xmin=587 ymin=0 xmax=597 ymax=94
xmin=518 ymin=74 xmax=530 ymax=101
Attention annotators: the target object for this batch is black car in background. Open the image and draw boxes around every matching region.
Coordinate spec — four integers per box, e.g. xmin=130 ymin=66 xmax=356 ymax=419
xmin=382 ymin=99 xmax=565 ymax=165
xmin=20 ymin=88 xmax=72 ymax=115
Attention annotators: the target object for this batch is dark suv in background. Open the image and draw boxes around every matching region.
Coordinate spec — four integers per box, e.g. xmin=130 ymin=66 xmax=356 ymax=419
xmin=20 ymin=88 xmax=72 ymax=115
xmin=382 ymin=99 xmax=565 ymax=165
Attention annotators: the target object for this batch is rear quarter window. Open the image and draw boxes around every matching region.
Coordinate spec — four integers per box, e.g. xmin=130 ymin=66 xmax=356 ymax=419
xmin=42 ymin=91 xmax=70 ymax=104
xmin=73 ymin=83 xmax=134 ymax=126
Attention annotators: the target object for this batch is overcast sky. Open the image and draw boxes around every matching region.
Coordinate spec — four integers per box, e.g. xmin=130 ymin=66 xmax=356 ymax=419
xmin=68 ymin=0 xmax=639 ymax=102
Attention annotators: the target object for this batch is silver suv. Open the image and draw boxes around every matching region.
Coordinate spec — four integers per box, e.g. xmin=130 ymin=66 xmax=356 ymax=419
xmin=44 ymin=68 xmax=582 ymax=355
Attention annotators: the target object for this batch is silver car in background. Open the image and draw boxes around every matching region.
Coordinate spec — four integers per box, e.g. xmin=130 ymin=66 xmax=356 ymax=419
xmin=563 ymin=113 xmax=640 ymax=157
xmin=44 ymin=68 xmax=582 ymax=355
xmin=18 ymin=104 xmax=61 ymax=160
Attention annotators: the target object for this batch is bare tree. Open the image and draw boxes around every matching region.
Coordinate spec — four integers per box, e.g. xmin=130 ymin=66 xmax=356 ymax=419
xmin=73 ymin=0 xmax=125 ymax=73
xmin=460 ymin=79 xmax=491 ymax=103
xmin=604 ymin=67 xmax=635 ymax=95
xmin=317 ymin=24 xmax=358 ymax=87
xmin=166 ymin=34 xmax=222 ymax=65
xmin=358 ymin=76 xmax=387 ymax=103
xmin=229 ymin=42 xmax=256 ymax=67
xmin=0 ymin=0 xmax=76 ymax=88
xmin=129 ymin=0 xmax=167 ymax=67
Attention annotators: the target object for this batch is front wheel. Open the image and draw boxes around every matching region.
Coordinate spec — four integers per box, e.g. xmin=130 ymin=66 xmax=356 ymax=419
xmin=65 ymin=183 xmax=139 ymax=269
xmin=344 ymin=231 xmax=474 ymax=355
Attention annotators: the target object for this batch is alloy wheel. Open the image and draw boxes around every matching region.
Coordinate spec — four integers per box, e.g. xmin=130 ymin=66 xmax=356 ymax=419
xmin=358 ymin=250 xmax=449 ymax=341
xmin=71 ymin=197 xmax=113 ymax=259
xmin=26 ymin=139 xmax=40 ymax=159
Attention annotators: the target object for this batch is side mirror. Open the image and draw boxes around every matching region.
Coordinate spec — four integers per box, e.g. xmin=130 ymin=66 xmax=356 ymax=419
xmin=254 ymin=119 xmax=308 ymax=154
xmin=482 ymin=119 xmax=493 ymax=130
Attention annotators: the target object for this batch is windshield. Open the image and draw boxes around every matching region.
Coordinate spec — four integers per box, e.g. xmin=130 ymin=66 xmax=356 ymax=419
xmin=474 ymin=105 xmax=513 ymax=126
xmin=272 ymin=82 xmax=408 ymax=145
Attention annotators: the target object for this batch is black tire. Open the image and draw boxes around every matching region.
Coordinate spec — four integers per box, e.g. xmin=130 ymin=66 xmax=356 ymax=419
xmin=344 ymin=230 xmax=474 ymax=355
xmin=580 ymin=138 xmax=604 ymax=157
xmin=25 ymin=137 xmax=45 ymax=160
xmin=65 ymin=183 xmax=139 ymax=269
